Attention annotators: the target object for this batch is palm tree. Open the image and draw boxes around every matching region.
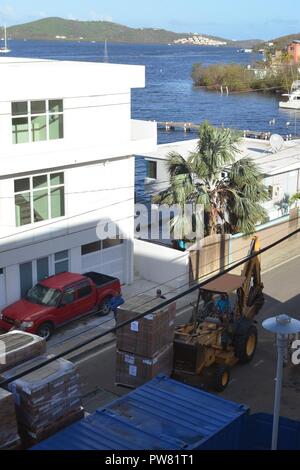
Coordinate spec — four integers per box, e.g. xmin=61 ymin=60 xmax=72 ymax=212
xmin=154 ymin=121 xmax=269 ymax=240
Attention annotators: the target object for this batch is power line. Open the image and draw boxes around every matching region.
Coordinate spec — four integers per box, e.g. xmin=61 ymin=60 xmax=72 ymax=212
xmin=1 ymin=226 xmax=299 ymax=387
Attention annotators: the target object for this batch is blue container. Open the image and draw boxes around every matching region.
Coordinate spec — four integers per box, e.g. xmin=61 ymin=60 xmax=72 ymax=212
xmin=244 ymin=413 xmax=300 ymax=450
xmin=32 ymin=375 xmax=249 ymax=450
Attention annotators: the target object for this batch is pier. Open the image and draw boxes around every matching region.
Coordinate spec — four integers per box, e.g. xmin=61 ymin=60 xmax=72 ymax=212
xmin=155 ymin=121 xmax=297 ymax=141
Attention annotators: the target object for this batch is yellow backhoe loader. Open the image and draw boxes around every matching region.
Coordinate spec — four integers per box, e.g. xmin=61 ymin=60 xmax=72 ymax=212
xmin=173 ymin=236 xmax=264 ymax=392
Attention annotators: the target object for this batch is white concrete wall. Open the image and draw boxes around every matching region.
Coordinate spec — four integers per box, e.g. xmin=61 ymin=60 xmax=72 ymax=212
xmin=0 ymin=60 xmax=156 ymax=176
xmin=134 ymin=239 xmax=189 ymax=290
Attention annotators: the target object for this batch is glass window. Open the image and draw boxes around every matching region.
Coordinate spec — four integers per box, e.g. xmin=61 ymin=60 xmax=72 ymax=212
xmin=36 ymin=257 xmax=49 ymax=281
xmin=20 ymin=262 xmax=33 ymax=298
xmin=77 ymin=282 xmax=92 ymax=299
xmin=15 ymin=192 xmax=31 ymax=227
xmin=102 ymin=237 xmax=123 ymax=250
xmin=31 ymin=100 xmax=46 ymax=115
xmin=54 ymin=250 xmax=69 ymax=274
xmin=31 ymin=115 xmax=47 ymax=142
xmin=12 ymin=102 xmax=28 ymax=116
xmin=12 ymin=99 xmax=64 ymax=144
xmin=51 ymin=187 xmax=65 ymax=218
xmin=33 ymin=189 xmax=48 ymax=222
xmin=15 ymin=178 xmax=30 ymax=193
xmin=12 ymin=117 xmax=29 ymax=144
xmin=50 ymin=173 xmax=64 ymax=186
xmin=147 ymin=161 xmax=157 ymax=179
xmin=62 ymin=289 xmax=75 ymax=305
xmin=49 ymin=114 xmax=64 ymax=140
xmin=81 ymin=241 xmax=102 ymax=256
xmin=33 ymin=175 xmax=47 ymax=189
xmin=49 ymin=100 xmax=63 ymax=113
xmin=14 ymin=172 xmax=65 ymax=226
xmin=55 ymin=250 xmax=68 ymax=261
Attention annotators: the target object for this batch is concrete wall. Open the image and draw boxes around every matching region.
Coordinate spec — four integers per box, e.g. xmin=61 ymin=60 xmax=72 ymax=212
xmin=134 ymin=239 xmax=189 ymax=290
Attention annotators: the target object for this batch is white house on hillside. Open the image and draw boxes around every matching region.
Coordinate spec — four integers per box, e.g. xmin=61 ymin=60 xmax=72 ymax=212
xmin=0 ymin=58 xmax=157 ymax=307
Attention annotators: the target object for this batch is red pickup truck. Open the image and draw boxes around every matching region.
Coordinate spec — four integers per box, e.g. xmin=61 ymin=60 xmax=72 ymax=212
xmin=0 ymin=271 xmax=122 ymax=340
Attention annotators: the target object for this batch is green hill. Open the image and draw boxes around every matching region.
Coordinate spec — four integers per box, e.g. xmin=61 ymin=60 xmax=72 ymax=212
xmin=6 ymin=17 xmax=211 ymax=44
xmin=6 ymin=17 xmax=258 ymax=47
xmin=267 ymin=32 xmax=300 ymax=49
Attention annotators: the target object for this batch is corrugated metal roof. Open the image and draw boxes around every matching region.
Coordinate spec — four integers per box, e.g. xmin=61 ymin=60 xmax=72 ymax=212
xmin=32 ymin=375 xmax=249 ymax=450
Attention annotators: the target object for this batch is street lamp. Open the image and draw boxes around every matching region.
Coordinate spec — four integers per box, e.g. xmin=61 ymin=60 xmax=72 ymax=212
xmin=262 ymin=314 xmax=300 ymax=450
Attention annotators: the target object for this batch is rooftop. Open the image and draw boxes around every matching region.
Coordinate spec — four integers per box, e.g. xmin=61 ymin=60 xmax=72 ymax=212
xmin=142 ymin=136 xmax=300 ymax=176
xmin=0 ymin=57 xmax=145 ymax=101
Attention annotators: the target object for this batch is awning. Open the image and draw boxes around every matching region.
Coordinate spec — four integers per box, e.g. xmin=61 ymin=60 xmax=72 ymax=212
xmin=201 ymin=273 xmax=245 ymax=294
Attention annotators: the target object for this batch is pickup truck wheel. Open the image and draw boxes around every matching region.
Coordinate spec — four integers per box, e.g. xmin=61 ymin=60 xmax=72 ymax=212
xmin=36 ymin=322 xmax=54 ymax=341
xmin=98 ymin=297 xmax=112 ymax=316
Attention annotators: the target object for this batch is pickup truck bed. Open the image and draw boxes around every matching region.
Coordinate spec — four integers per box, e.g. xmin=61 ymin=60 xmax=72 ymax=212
xmin=84 ymin=272 xmax=119 ymax=287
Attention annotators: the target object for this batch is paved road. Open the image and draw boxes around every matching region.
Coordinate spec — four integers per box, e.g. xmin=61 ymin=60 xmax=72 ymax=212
xmin=74 ymin=253 xmax=300 ymax=419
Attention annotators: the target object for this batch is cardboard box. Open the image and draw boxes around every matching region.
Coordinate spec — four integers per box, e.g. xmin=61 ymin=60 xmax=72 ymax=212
xmin=116 ymin=344 xmax=173 ymax=388
xmin=1 ymin=356 xmax=83 ymax=439
xmin=0 ymin=331 xmax=46 ymax=373
xmin=0 ymin=388 xmax=20 ymax=449
xmin=116 ymin=295 xmax=176 ymax=357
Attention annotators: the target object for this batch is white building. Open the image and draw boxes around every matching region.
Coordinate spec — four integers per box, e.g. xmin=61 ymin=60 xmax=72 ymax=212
xmin=0 ymin=58 xmax=157 ymax=307
xmin=143 ymin=136 xmax=300 ymax=221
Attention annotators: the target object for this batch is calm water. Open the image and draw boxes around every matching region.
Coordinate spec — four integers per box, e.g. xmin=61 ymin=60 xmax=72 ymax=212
xmin=6 ymin=40 xmax=300 ymax=201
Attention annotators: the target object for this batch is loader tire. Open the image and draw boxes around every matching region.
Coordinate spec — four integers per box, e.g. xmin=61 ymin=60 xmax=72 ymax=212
xmin=234 ymin=322 xmax=257 ymax=364
xmin=210 ymin=364 xmax=230 ymax=392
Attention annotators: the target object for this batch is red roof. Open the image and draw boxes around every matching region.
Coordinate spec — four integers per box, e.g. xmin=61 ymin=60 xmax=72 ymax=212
xmin=39 ymin=272 xmax=86 ymax=290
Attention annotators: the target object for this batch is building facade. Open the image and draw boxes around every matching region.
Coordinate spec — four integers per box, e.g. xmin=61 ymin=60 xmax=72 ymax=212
xmin=287 ymin=40 xmax=300 ymax=64
xmin=0 ymin=58 xmax=157 ymax=307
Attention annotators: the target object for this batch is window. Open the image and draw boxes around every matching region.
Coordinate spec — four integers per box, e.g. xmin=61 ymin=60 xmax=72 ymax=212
xmin=62 ymin=289 xmax=75 ymax=305
xmin=14 ymin=172 xmax=65 ymax=226
xmin=77 ymin=282 xmax=92 ymax=299
xmin=37 ymin=257 xmax=49 ymax=281
xmin=81 ymin=237 xmax=123 ymax=255
xmin=20 ymin=262 xmax=33 ymax=298
xmin=12 ymin=99 xmax=64 ymax=144
xmin=147 ymin=161 xmax=157 ymax=179
xmin=81 ymin=241 xmax=102 ymax=256
xmin=54 ymin=250 xmax=69 ymax=274
xmin=102 ymin=237 xmax=123 ymax=249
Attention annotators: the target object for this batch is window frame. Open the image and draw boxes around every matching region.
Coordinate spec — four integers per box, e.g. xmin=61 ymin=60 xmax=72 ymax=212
xmin=14 ymin=171 xmax=65 ymax=227
xmin=12 ymin=99 xmax=64 ymax=144
xmin=147 ymin=160 xmax=157 ymax=180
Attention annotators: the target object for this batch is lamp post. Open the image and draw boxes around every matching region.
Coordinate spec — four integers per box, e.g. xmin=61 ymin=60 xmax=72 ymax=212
xmin=262 ymin=314 xmax=300 ymax=450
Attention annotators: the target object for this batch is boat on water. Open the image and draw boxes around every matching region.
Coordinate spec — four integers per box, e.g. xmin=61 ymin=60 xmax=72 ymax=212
xmin=237 ymin=48 xmax=253 ymax=53
xmin=0 ymin=25 xmax=11 ymax=53
xmin=279 ymin=80 xmax=300 ymax=110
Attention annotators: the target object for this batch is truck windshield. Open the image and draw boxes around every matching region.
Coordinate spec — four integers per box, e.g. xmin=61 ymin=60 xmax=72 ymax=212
xmin=26 ymin=284 xmax=61 ymax=307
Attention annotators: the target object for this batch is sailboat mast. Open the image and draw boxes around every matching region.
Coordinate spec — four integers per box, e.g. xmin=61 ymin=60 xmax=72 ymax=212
xmin=4 ymin=25 xmax=7 ymax=49
xmin=104 ymin=39 xmax=109 ymax=63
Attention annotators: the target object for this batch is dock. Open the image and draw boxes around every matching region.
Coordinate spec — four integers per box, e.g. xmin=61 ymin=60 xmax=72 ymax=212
xmin=155 ymin=121 xmax=297 ymax=141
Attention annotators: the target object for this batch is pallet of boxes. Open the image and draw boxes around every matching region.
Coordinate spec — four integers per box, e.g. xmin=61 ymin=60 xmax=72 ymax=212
xmin=116 ymin=295 xmax=176 ymax=388
xmin=0 ymin=330 xmax=84 ymax=449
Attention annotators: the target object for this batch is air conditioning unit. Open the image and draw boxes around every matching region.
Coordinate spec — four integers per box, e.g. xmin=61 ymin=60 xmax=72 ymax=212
xmin=268 ymin=184 xmax=282 ymax=200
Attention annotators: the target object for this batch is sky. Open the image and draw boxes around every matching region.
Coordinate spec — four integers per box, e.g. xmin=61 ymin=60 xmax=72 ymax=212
xmin=0 ymin=0 xmax=299 ymax=40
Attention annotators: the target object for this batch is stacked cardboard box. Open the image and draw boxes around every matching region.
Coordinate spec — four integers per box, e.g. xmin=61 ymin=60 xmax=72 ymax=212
xmin=0 ymin=388 xmax=21 ymax=450
xmin=0 ymin=355 xmax=84 ymax=446
xmin=116 ymin=295 xmax=176 ymax=387
xmin=0 ymin=331 xmax=46 ymax=373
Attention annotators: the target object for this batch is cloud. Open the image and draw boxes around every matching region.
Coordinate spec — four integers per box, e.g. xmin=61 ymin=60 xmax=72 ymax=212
xmin=0 ymin=3 xmax=15 ymax=19
xmin=88 ymin=11 xmax=113 ymax=22
xmin=38 ymin=11 xmax=47 ymax=19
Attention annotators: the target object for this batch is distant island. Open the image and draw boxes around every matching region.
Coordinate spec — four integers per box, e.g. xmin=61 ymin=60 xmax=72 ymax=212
xmin=6 ymin=17 xmax=261 ymax=48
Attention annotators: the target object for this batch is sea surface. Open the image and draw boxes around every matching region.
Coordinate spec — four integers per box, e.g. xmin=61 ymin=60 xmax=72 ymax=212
xmin=5 ymin=40 xmax=300 ymax=201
